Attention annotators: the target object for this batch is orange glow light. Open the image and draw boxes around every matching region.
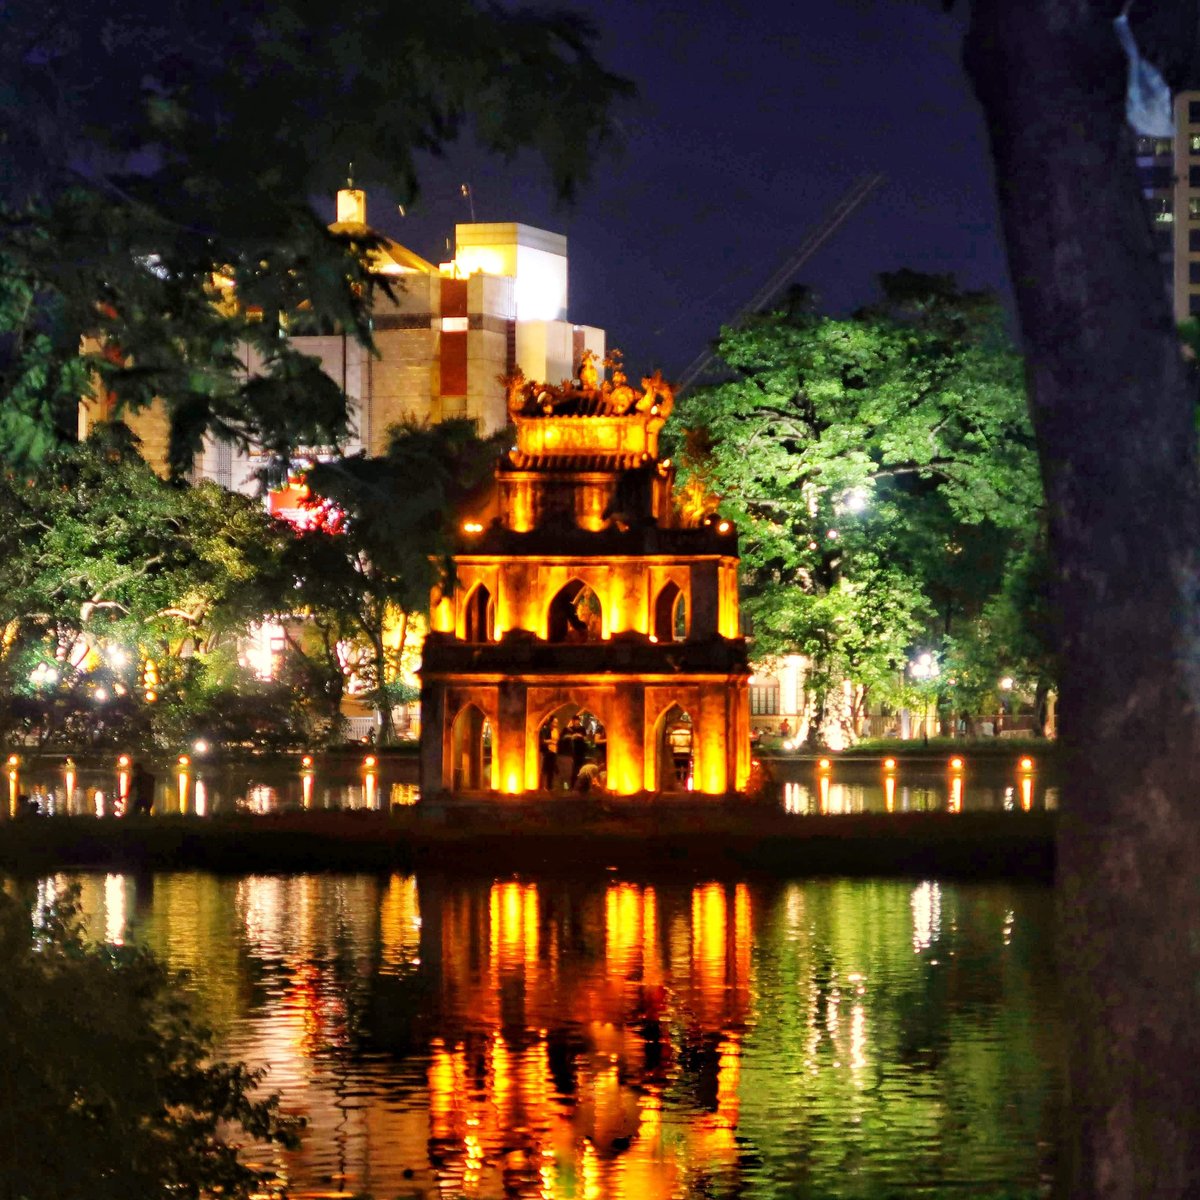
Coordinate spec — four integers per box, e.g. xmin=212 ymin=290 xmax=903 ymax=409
xmin=462 ymin=521 xmax=484 ymax=534
xmin=883 ymin=757 xmax=896 ymax=771
xmin=717 ymin=520 xmax=731 ymax=533
xmin=6 ymin=755 xmax=17 ymax=768
xmin=818 ymin=758 xmax=831 ymax=771
xmin=301 ymin=755 xmax=313 ymax=769
xmin=950 ymin=757 xmax=964 ymax=772
xmin=177 ymin=755 xmax=189 ymax=767
xmin=364 ymin=755 xmax=377 ymax=770
xmin=117 ymin=754 xmax=131 ymax=768
xmin=1019 ymin=756 xmax=1034 ymax=772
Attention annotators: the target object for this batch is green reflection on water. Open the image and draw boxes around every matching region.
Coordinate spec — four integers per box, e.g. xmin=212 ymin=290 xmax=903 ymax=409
xmin=59 ymin=871 xmax=1060 ymax=1199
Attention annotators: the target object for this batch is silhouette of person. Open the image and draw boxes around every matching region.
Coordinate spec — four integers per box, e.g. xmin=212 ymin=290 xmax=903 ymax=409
xmin=130 ymin=761 xmax=155 ymax=816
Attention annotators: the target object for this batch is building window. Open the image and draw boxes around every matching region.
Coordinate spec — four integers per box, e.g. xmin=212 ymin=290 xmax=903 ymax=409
xmin=1191 ymin=134 xmax=1200 ymax=154
xmin=1190 ymin=292 xmax=1200 ymax=316
xmin=1190 ymin=166 xmax=1200 ymax=188
xmin=1190 ymin=230 xmax=1200 ymax=252
xmin=1190 ymin=262 xmax=1200 ymax=285
xmin=1151 ymin=197 xmax=1174 ymax=223
xmin=1190 ymin=100 xmax=1200 ymax=123
xmin=1190 ymin=197 xmax=1200 ymax=221
xmin=750 ymin=683 xmax=780 ymax=716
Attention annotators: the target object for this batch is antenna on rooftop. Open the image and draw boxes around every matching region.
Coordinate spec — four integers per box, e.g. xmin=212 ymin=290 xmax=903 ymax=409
xmin=347 ymin=162 xmax=354 ymax=188
xmin=460 ymin=182 xmax=476 ymax=222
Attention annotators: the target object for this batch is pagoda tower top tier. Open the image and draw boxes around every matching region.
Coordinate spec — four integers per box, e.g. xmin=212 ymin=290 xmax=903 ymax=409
xmin=505 ymin=351 xmax=674 ymax=471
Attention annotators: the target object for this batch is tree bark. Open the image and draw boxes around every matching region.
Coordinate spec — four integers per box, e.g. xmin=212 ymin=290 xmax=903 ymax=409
xmin=966 ymin=1 xmax=1200 ymax=1193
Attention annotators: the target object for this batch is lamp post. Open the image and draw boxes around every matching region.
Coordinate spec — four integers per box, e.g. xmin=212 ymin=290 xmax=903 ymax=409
xmin=909 ymin=652 xmax=940 ymax=740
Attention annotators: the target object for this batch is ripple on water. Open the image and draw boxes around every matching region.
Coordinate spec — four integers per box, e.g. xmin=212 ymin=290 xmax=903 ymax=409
xmin=61 ymin=871 xmax=1060 ymax=1199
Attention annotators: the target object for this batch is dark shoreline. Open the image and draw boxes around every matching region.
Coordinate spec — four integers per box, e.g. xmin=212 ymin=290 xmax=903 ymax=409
xmin=0 ymin=807 xmax=1056 ymax=882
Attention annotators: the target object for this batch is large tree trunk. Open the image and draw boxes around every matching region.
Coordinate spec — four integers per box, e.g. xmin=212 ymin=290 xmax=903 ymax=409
xmin=966 ymin=1 xmax=1200 ymax=1193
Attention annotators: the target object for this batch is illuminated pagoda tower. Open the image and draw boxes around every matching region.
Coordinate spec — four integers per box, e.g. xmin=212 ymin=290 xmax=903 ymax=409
xmin=419 ymin=354 xmax=751 ymax=799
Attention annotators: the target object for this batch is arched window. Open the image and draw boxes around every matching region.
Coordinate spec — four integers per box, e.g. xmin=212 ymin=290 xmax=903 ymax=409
xmin=464 ymin=584 xmax=494 ymax=642
xmin=655 ymin=703 xmax=694 ymax=792
xmin=547 ymin=580 xmax=602 ymax=643
xmin=654 ymin=581 xmax=688 ymax=642
xmin=451 ymin=704 xmax=492 ymax=790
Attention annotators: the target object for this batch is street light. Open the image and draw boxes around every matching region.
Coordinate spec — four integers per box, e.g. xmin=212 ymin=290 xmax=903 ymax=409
xmin=909 ymin=652 xmax=940 ymax=740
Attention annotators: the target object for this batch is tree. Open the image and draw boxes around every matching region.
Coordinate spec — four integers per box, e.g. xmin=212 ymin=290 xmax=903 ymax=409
xmin=964 ymin=0 xmax=1200 ymax=1191
xmin=0 ymin=883 xmax=300 ymax=1198
xmin=0 ymin=0 xmax=631 ymax=474
xmin=289 ymin=418 xmax=504 ymax=744
xmin=0 ymin=432 xmax=292 ymax=746
xmin=673 ymin=275 xmax=1043 ymax=743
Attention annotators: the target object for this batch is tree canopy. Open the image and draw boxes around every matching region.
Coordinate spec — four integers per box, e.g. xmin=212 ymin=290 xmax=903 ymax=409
xmin=672 ymin=273 xmax=1046 ymax=739
xmin=0 ymin=0 xmax=631 ymax=473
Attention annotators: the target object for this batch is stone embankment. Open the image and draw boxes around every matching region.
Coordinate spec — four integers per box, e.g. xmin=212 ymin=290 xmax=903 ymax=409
xmin=0 ymin=804 xmax=1055 ymax=880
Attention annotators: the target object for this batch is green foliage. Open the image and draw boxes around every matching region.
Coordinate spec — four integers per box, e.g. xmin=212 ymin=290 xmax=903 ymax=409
xmin=673 ymin=274 xmax=1048 ymax=737
xmin=0 ymin=883 xmax=301 ymax=1199
xmin=0 ymin=437 xmax=293 ymax=747
xmin=291 ymin=418 xmax=506 ymax=743
xmin=0 ymin=0 xmax=631 ymax=473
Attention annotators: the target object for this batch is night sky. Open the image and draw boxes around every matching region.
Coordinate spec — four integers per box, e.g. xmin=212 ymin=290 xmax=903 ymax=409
xmin=334 ymin=0 xmax=1009 ymax=383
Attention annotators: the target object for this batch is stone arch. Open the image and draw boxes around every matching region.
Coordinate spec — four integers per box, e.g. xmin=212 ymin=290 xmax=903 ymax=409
xmin=450 ymin=703 xmax=493 ymax=790
xmin=653 ymin=580 xmax=688 ymax=642
xmin=547 ymin=579 xmax=603 ymax=643
xmin=651 ymin=701 xmax=695 ymax=792
xmin=463 ymin=582 xmax=494 ymax=643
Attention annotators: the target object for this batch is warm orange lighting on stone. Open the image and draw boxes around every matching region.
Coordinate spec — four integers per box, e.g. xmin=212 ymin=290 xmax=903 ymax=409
xmin=421 ymin=360 xmax=750 ymax=800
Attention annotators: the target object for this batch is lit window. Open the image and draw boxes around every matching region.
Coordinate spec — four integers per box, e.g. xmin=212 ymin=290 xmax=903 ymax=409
xmin=441 ymin=316 xmax=469 ymax=333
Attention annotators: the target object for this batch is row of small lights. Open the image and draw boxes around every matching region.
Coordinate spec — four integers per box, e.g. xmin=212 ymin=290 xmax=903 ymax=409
xmin=6 ymin=751 xmax=381 ymax=775
xmin=815 ymin=755 xmax=1036 ymax=775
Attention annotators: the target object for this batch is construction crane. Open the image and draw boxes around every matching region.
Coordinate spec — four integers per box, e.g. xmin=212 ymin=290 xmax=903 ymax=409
xmin=676 ymin=172 xmax=885 ymax=394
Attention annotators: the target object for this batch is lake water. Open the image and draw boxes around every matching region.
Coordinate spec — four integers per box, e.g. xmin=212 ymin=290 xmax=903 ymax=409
xmin=52 ymin=869 xmax=1061 ymax=1198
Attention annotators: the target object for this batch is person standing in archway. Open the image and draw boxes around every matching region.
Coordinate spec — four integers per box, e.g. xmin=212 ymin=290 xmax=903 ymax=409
xmin=539 ymin=721 xmax=558 ymax=792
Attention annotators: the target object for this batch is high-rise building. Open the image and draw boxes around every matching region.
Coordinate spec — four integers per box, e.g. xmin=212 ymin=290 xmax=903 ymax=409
xmin=1137 ymin=90 xmax=1200 ymax=322
xmin=82 ymin=188 xmax=606 ymax=492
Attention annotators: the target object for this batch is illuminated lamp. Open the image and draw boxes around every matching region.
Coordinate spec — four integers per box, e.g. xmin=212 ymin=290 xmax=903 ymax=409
xmin=648 ymin=634 xmax=658 ymax=643
xmin=178 ymin=755 xmax=190 ymax=767
xmin=145 ymin=690 xmax=158 ymax=703
xmin=6 ymin=755 xmax=17 ymax=768
xmin=301 ymin=755 xmax=314 ymax=769
xmin=817 ymin=758 xmax=832 ymax=772
xmin=717 ymin=520 xmax=731 ymax=533
xmin=883 ymin=757 xmax=897 ymax=771
xmin=1019 ymin=756 xmax=1034 ymax=772
xmin=462 ymin=521 xmax=484 ymax=534
xmin=950 ymin=757 xmax=964 ymax=772
xmin=364 ymin=755 xmax=377 ymax=770
xmin=117 ymin=754 xmax=131 ymax=768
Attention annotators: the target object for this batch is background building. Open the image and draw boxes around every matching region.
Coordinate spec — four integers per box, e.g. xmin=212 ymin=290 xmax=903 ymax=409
xmin=1137 ymin=90 xmax=1200 ymax=322
xmin=84 ymin=188 xmax=606 ymax=493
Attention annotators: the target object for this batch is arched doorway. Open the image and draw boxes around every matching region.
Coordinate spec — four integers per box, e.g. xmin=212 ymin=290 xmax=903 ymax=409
xmin=547 ymin=580 xmax=603 ymax=643
xmin=451 ymin=704 xmax=492 ymax=790
xmin=537 ymin=703 xmax=608 ymax=792
xmin=464 ymin=584 xmax=494 ymax=642
xmin=653 ymin=581 xmax=688 ymax=642
xmin=654 ymin=703 xmax=694 ymax=792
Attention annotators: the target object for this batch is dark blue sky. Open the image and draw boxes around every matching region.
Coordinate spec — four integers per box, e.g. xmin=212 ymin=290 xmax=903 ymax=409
xmin=337 ymin=1 xmax=1008 ymax=381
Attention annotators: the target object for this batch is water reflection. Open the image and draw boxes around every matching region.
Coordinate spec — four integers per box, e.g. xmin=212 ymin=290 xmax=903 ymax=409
xmin=58 ymin=870 xmax=1060 ymax=1198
